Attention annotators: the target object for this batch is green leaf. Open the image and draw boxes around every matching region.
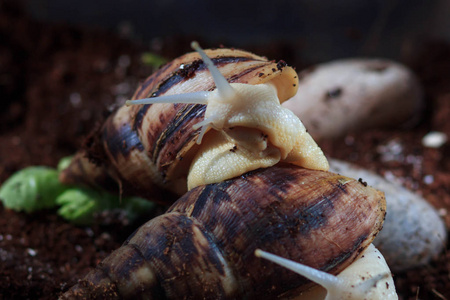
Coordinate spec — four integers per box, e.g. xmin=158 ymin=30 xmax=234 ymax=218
xmin=0 ymin=156 xmax=156 ymax=225
xmin=141 ymin=52 xmax=167 ymax=68
xmin=57 ymin=156 xmax=74 ymax=172
xmin=120 ymin=196 xmax=156 ymax=221
xmin=56 ymin=188 xmax=155 ymax=225
xmin=0 ymin=166 xmax=69 ymax=213
xmin=56 ymin=188 xmax=106 ymax=225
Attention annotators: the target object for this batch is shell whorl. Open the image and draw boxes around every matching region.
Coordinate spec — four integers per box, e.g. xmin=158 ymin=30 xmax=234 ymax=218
xmin=61 ymin=165 xmax=386 ymax=299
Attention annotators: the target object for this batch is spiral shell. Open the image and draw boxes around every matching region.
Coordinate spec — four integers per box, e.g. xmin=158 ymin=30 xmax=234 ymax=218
xmin=61 ymin=164 xmax=386 ymax=299
xmin=59 ymin=47 xmax=327 ymax=202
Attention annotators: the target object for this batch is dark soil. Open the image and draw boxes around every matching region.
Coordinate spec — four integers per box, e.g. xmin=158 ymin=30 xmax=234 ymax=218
xmin=1 ymin=2 xmax=449 ymax=300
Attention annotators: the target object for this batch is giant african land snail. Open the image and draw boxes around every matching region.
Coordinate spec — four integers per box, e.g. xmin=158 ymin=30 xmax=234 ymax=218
xmin=59 ymin=42 xmax=327 ymax=200
xmin=60 ymin=43 xmax=395 ymax=299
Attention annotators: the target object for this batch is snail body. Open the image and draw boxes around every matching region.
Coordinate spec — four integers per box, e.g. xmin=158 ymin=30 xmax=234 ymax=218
xmin=61 ymin=164 xmax=386 ymax=300
xmin=59 ymin=43 xmax=327 ymax=202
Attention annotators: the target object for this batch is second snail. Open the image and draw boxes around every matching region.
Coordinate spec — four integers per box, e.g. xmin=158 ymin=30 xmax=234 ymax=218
xmin=59 ymin=43 xmax=396 ymax=299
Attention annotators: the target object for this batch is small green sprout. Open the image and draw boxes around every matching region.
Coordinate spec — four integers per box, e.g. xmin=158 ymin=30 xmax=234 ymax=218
xmin=0 ymin=166 xmax=69 ymax=213
xmin=56 ymin=188 xmax=155 ymax=225
xmin=120 ymin=195 xmax=156 ymax=222
xmin=0 ymin=156 xmax=155 ymax=225
xmin=141 ymin=52 xmax=167 ymax=68
xmin=56 ymin=188 xmax=109 ymax=225
xmin=57 ymin=156 xmax=74 ymax=172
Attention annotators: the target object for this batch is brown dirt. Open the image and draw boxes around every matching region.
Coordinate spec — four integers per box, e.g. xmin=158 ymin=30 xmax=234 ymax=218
xmin=0 ymin=2 xmax=449 ymax=300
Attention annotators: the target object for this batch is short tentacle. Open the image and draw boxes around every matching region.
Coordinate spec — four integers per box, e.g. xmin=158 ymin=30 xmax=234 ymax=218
xmin=192 ymin=114 xmax=222 ymax=144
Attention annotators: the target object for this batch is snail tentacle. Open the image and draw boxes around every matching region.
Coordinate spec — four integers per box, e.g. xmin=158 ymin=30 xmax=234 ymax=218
xmin=191 ymin=113 xmax=222 ymax=144
xmin=190 ymin=41 xmax=236 ymax=99
xmin=255 ymin=249 xmax=342 ymax=287
xmin=125 ymin=90 xmax=210 ymax=106
xmin=255 ymin=246 xmax=396 ymax=300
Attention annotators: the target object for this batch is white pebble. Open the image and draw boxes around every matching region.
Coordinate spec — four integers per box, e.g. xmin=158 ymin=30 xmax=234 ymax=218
xmin=75 ymin=245 xmax=83 ymax=253
xmin=329 ymin=158 xmax=447 ymax=272
xmin=118 ymin=54 xmax=131 ymax=68
xmin=282 ymin=59 xmax=423 ymax=140
xmin=377 ymin=139 xmax=404 ymax=162
xmin=422 ymin=131 xmax=447 ymax=148
xmin=27 ymin=248 xmax=37 ymax=257
xmin=69 ymin=92 xmax=82 ymax=107
xmin=438 ymin=208 xmax=447 ymax=218
xmin=423 ymin=174 xmax=434 ymax=185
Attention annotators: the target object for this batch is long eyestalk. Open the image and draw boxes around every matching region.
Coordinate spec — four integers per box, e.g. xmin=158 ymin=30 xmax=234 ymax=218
xmin=255 ymin=249 xmax=389 ymax=300
xmin=125 ymin=42 xmax=237 ymax=145
xmin=255 ymin=249 xmax=342 ymax=289
xmin=190 ymin=41 xmax=236 ymax=99
xmin=125 ymin=91 xmax=210 ymax=106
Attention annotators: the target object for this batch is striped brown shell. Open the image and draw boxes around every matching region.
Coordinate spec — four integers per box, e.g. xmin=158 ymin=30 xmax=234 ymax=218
xmin=61 ymin=164 xmax=386 ymax=299
xmin=59 ymin=48 xmax=299 ymax=202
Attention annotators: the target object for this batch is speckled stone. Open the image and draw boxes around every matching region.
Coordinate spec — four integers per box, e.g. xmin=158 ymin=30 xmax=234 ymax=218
xmin=329 ymin=158 xmax=447 ymax=272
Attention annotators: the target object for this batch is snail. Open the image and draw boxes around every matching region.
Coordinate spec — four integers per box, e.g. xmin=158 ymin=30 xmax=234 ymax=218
xmin=59 ymin=42 xmax=328 ymax=202
xmin=60 ymin=164 xmax=387 ymax=299
xmin=59 ymin=43 xmax=395 ymax=299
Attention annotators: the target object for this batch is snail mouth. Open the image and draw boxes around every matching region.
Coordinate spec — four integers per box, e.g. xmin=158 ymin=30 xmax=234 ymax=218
xmin=223 ymin=126 xmax=269 ymax=152
xmin=164 ymin=124 xmax=283 ymax=193
xmin=186 ymin=129 xmax=282 ymax=191
xmin=182 ymin=117 xmax=330 ymax=191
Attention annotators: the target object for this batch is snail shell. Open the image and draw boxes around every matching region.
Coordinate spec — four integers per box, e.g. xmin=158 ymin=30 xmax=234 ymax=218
xmin=59 ymin=45 xmax=327 ymax=202
xmin=61 ymin=164 xmax=386 ymax=299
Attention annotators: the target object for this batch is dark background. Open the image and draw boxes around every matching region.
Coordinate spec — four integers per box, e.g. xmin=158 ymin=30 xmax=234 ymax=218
xmin=24 ymin=0 xmax=450 ymax=62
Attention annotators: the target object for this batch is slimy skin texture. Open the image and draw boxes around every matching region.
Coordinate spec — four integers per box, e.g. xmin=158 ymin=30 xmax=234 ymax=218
xmin=187 ymin=82 xmax=329 ymax=189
